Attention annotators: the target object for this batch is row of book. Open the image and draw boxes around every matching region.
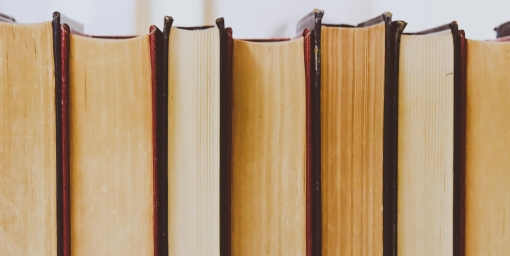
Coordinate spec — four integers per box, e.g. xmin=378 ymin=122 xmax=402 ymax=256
xmin=1 ymin=9 xmax=510 ymax=256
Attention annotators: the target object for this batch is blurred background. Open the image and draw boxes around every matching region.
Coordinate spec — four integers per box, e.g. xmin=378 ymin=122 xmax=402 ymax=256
xmin=1 ymin=0 xmax=509 ymax=39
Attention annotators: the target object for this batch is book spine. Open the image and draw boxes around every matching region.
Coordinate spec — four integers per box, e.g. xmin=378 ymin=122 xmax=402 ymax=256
xmin=151 ymin=23 xmax=168 ymax=256
xmin=302 ymin=28 xmax=312 ymax=256
xmin=52 ymin=13 xmax=66 ymax=256
xmin=383 ymin=19 xmax=406 ymax=256
xmin=311 ymin=13 xmax=323 ymax=256
xmin=61 ymin=24 xmax=71 ymax=256
xmin=453 ymin=28 xmax=467 ymax=256
xmin=217 ymin=19 xmax=234 ymax=256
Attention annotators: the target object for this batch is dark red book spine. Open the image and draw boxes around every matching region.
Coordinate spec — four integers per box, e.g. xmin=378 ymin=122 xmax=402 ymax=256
xmin=302 ymin=28 xmax=313 ymax=256
xmin=52 ymin=12 xmax=69 ymax=256
xmin=60 ymin=24 xmax=71 ymax=256
xmin=454 ymin=29 xmax=467 ymax=256
xmin=150 ymin=25 xmax=168 ymax=256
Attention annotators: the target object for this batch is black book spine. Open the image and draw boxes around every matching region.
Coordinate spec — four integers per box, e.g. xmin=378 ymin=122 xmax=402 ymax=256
xmin=52 ymin=12 xmax=64 ymax=256
xmin=216 ymin=17 xmax=234 ymax=256
xmin=383 ymin=18 xmax=406 ymax=256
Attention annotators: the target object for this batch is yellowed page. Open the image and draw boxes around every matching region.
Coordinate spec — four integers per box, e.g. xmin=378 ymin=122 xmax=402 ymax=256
xmin=231 ymin=38 xmax=306 ymax=255
xmin=465 ymin=40 xmax=510 ymax=255
xmin=321 ymin=23 xmax=385 ymax=256
xmin=0 ymin=21 xmax=56 ymax=256
xmin=168 ymin=27 xmax=220 ymax=256
xmin=69 ymin=35 xmax=154 ymax=255
xmin=398 ymin=32 xmax=454 ymax=255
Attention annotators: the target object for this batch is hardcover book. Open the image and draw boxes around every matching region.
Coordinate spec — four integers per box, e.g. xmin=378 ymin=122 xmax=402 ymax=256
xmin=298 ymin=11 xmax=405 ymax=256
xmin=465 ymin=32 xmax=510 ymax=256
xmin=163 ymin=16 xmax=231 ymax=256
xmin=0 ymin=12 xmax=82 ymax=256
xmin=65 ymin=23 xmax=165 ymax=256
xmin=228 ymin=23 xmax=313 ymax=256
xmin=397 ymin=23 xmax=465 ymax=256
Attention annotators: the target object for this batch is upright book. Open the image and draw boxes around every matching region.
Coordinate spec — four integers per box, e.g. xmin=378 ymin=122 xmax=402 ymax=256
xmin=397 ymin=23 xmax=465 ymax=255
xmin=0 ymin=12 xmax=82 ymax=255
xmin=64 ymin=23 xmax=166 ymax=255
xmin=297 ymin=11 xmax=406 ymax=255
xmin=465 ymin=28 xmax=510 ymax=255
xmin=228 ymin=21 xmax=313 ymax=256
xmin=163 ymin=16 xmax=230 ymax=255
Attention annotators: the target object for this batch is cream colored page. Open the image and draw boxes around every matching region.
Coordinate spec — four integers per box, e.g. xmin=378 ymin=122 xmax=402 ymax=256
xmin=168 ymin=27 xmax=220 ymax=256
xmin=69 ymin=35 xmax=154 ymax=255
xmin=231 ymin=39 xmax=306 ymax=255
xmin=0 ymin=22 xmax=56 ymax=256
xmin=321 ymin=23 xmax=385 ymax=256
xmin=465 ymin=40 xmax=510 ymax=256
xmin=398 ymin=32 xmax=454 ymax=255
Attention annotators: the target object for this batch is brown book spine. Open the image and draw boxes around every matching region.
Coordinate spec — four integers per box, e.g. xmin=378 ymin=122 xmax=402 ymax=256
xmin=302 ymin=28 xmax=313 ymax=256
xmin=384 ymin=18 xmax=406 ymax=256
xmin=454 ymin=28 xmax=467 ymax=256
xmin=161 ymin=21 xmax=172 ymax=255
xmin=427 ymin=22 xmax=466 ymax=256
xmin=219 ymin=20 xmax=234 ymax=256
xmin=150 ymin=24 xmax=167 ymax=256
xmin=52 ymin=12 xmax=67 ymax=256
xmin=60 ymin=24 xmax=71 ymax=256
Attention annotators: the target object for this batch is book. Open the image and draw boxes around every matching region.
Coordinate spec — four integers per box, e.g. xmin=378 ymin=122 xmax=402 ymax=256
xmin=0 ymin=12 xmax=81 ymax=255
xmin=228 ymin=26 xmax=313 ymax=255
xmin=397 ymin=23 xmax=465 ymax=255
xmin=0 ymin=17 xmax=57 ymax=256
xmin=301 ymin=12 xmax=405 ymax=255
xmin=65 ymin=24 xmax=165 ymax=255
xmin=322 ymin=14 xmax=386 ymax=256
xmin=164 ymin=16 xmax=230 ymax=255
xmin=465 ymin=34 xmax=510 ymax=255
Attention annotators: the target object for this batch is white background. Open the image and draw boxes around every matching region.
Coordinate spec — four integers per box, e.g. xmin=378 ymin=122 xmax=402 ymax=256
xmin=1 ymin=0 xmax=510 ymax=39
